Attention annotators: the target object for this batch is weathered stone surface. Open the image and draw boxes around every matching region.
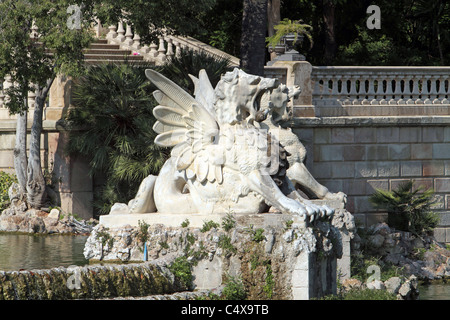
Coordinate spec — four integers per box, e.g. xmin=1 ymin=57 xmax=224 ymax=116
xmin=85 ymin=208 xmax=352 ymax=300
xmin=0 ymin=201 xmax=95 ymax=234
xmin=0 ymin=261 xmax=184 ymax=300
xmin=352 ymin=222 xmax=450 ymax=281
xmin=384 ymin=276 xmax=402 ymax=294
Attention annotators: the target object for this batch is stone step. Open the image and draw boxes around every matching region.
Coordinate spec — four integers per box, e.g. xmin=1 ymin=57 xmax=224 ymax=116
xmin=84 ymin=54 xmax=144 ymax=61
xmin=84 ymin=48 xmax=132 ymax=55
xmin=94 ymin=39 xmax=109 ymax=44
xmin=88 ymin=43 xmax=121 ymax=50
xmin=84 ymin=59 xmax=152 ymax=65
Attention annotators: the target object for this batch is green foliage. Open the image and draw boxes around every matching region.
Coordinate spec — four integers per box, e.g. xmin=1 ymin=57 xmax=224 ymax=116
xmin=221 ymin=275 xmax=247 ymax=300
xmin=200 ymin=220 xmax=220 ymax=232
xmin=266 ymin=18 xmax=313 ymax=49
xmin=221 ymin=211 xmax=236 ymax=232
xmin=169 ymin=256 xmax=193 ymax=289
xmin=193 ymin=0 xmax=243 ymax=57
xmin=263 ymin=262 xmax=274 ymax=299
xmin=252 ymin=228 xmax=266 ymax=243
xmin=218 ymin=234 xmax=237 ymax=255
xmin=320 ymin=288 xmax=397 ymax=300
xmin=181 ymin=219 xmax=190 ymax=228
xmin=66 ymin=62 xmax=169 ymax=216
xmin=369 ymin=180 xmax=439 ymax=235
xmin=280 ymin=0 xmax=450 ymax=65
xmin=350 ymin=253 xmax=405 ymax=283
xmin=137 ymin=220 xmax=150 ymax=245
xmin=0 ymin=171 xmax=18 ymax=212
xmin=0 ymin=0 xmax=95 ymax=114
xmin=95 ymin=228 xmax=114 ymax=248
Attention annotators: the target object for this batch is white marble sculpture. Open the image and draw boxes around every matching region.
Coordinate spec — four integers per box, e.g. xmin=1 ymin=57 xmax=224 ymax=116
xmin=110 ymin=68 xmax=346 ymax=222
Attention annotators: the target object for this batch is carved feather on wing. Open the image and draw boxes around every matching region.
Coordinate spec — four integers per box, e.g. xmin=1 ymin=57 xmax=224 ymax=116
xmin=145 ymin=69 xmax=224 ymax=184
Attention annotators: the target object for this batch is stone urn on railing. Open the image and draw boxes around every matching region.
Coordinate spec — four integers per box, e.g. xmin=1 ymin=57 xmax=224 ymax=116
xmin=267 ymin=18 xmax=313 ymax=63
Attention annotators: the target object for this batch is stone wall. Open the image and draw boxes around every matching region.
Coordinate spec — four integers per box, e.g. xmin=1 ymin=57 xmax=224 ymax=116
xmin=0 ymin=120 xmax=93 ymax=220
xmin=290 ymin=116 xmax=450 ymax=243
xmin=85 ymin=209 xmax=353 ymax=300
xmin=0 ymin=261 xmax=186 ymax=300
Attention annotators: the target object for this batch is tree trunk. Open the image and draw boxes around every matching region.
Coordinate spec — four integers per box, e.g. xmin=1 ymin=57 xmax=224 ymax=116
xmin=26 ymin=79 xmax=53 ymax=208
xmin=267 ymin=0 xmax=281 ymax=61
xmin=323 ymin=0 xmax=337 ymax=65
xmin=13 ymin=109 xmax=28 ymax=196
xmin=240 ymin=0 xmax=268 ymax=76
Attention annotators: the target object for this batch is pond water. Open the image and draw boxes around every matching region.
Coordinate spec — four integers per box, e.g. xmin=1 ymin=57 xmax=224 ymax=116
xmin=0 ymin=233 xmax=89 ymax=271
xmin=419 ymin=283 xmax=450 ymax=300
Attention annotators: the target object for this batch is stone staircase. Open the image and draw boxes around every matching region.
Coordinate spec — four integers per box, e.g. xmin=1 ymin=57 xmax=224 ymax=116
xmin=83 ymin=39 xmax=149 ymax=65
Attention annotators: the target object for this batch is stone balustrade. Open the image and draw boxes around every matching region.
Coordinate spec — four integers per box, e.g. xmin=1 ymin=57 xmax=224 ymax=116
xmin=311 ymin=66 xmax=450 ymax=116
xmin=104 ymin=21 xmax=240 ymax=67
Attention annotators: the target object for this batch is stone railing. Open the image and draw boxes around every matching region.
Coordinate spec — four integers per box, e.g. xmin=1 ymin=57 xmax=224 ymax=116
xmin=311 ymin=66 xmax=450 ymax=116
xmin=104 ymin=21 xmax=240 ymax=67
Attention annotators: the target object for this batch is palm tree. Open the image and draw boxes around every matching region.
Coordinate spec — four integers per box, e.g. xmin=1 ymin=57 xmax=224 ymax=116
xmin=66 ymin=52 xmax=232 ymax=217
xmin=369 ymin=180 xmax=439 ymax=236
xmin=66 ymin=62 xmax=169 ymax=216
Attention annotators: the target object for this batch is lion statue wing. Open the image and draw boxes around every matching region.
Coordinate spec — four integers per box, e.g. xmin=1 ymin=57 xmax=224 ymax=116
xmin=145 ymin=69 xmax=223 ymax=184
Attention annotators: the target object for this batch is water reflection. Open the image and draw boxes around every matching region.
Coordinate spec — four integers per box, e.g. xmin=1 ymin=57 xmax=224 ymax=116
xmin=419 ymin=283 xmax=450 ymax=300
xmin=0 ymin=233 xmax=88 ymax=271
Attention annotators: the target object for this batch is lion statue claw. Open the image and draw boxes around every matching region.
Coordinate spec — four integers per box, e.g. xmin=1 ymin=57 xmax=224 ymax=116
xmin=110 ymin=68 xmax=346 ymax=223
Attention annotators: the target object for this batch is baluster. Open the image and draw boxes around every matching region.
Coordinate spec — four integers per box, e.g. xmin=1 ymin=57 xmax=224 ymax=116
xmin=158 ymin=37 xmax=167 ymax=62
xmin=116 ymin=22 xmax=125 ymax=42
xmin=383 ymin=75 xmax=394 ymax=104
xmin=329 ymin=76 xmax=340 ymax=114
xmin=353 ymin=75 xmax=364 ymax=105
xmin=402 ymin=76 xmax=412 ymax=104
xmin=390 ymin=76 xmax=402 ymax=105
xmin=348 ymin=75 xmax=358 ymax=105
xmin=132 ymin=33 xmax=141 ymax=50
xmin=414 ymin=76 xmax=424 ymax=104
xmin=165 ymin=37 xmax=174 ymax=58
xmin=340 ymin=77 xmax=351 ymax=105
xmin=361 ymin=77 xmax=371 ymax=105
xmin=423 ymin=75 xmax=432 ymax=104
xmin=107 ymin=25 xmax=117 ymax=40
xmin=124 ymin=24 xmax=134 ymax=46
xmin=398 ymin=77 xmax=407 ymax=105
xmin=173 ymin=39 xmax=182 ymax=57
xmin=372 ymin=76 xmax=383 ymax=105
xmin=410 ymin=75 xmax=420 ymax=104
xmin=149 ymin=42 xmax=158 ymax=57
xmin=440 ymin=76 xmax=449 ymax=104
xmin=437 ymin=75 xmax=446 ymax=102
xmin=323 ymin=75 xmax=333 ymax=106
xmin=430 ymin=75 xmax=440 ymax=103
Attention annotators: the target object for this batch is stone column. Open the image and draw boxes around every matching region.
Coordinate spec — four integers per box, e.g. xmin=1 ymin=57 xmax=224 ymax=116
xmin=47 ymin=130 xmax=93 ymax=220
xmin=270 ymin=60 xmax=314 ymax=117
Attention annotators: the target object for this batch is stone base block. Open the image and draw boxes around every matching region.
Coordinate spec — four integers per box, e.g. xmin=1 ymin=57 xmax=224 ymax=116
xmin=99 ymin=211 xmax=306 ymax=229
xmin=90 ymin=200 xmax=354 ymax=299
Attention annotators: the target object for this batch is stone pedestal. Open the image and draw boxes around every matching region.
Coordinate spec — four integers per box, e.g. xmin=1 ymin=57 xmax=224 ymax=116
xmin=90 ymin=200 xmax=354 ymax=299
